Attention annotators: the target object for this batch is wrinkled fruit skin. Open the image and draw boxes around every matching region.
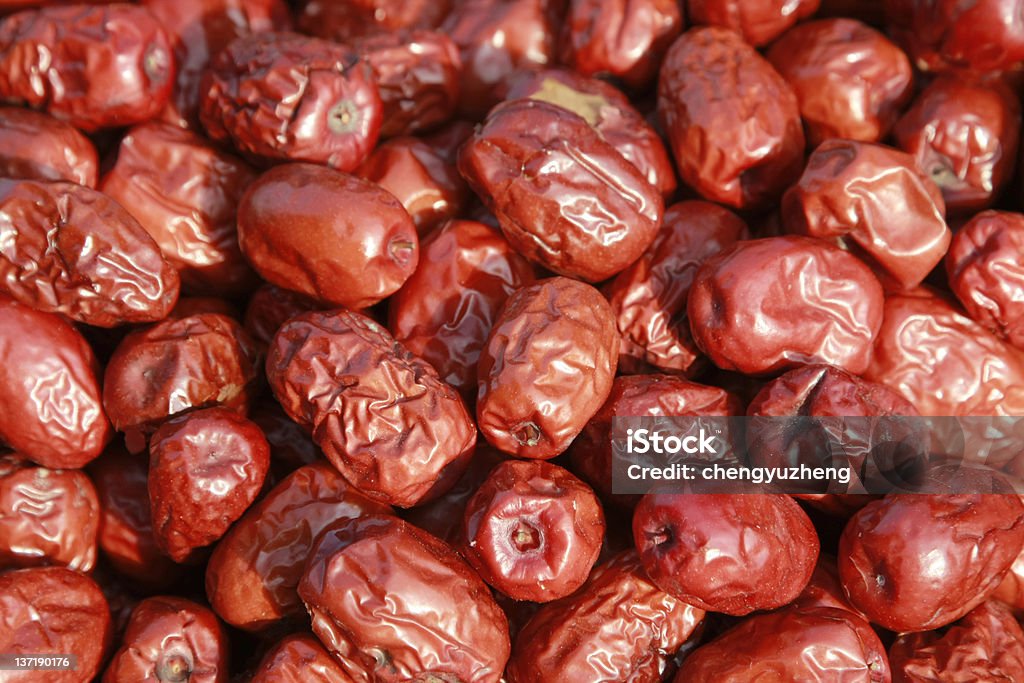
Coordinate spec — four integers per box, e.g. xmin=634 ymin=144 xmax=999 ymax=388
xmin=251 ymin=633 xmax=357 ymax=683
xmin=0 ymin=295 xmax=111 ymax=469
xmin=658 ymin=26 xmax=805 ymax=209
xmin=687 ymin=0 xmax=820 ymax=46
xmin=893 ymin=76 xmax=1021 ymax=214
xmin=459 ymin=98 xmax=663 ymax=282
xmin=355 ymin=30 xmax=461 ymax=138
xmin=945 ymin=210 xmax=1024 ymax=350
xmin=506 ymin=550 xmax=704 ymax=683
xmin=560 ymin=0 xmax=683 ymax=90
xmin=205 ymin=462 xmax=391 ymax=632
xmin=886 ymin=0 xmax=1024 ymax=74
xmin=783 ymin=140 xmax=951 ymax=290
xmin=0 ymin=106 xmax=98 ymax=186
xmin=267 ymin=309 xmax=476 ymax=507
xmin=238 ymin=163 xmax=418 ymax=309
xmin=605 ymin=200 xmax=748 ymax=375
xmin=767 ymin=18 xmax=913 ymax=147
xmin=389 ymin=219 xmax=536 ymax=403
xmin=0 ymin=4 xmax=174 ymax=130
xmin=0 ymin=566 xmax=111 ymax=683
xmin=889 ymin=601 xmax=1024 ymax=682
xmin=839 ymin=493 xmax=1024 ymax=632
xmin=477 ymin=277 xmax=619 ymax=459
xmin=100 ymin=121 xmax=259 ymax=296
xmin=0 ymin=457 xmax=99 ymax=572
xmin=865 ymin=289 xmax=1024 ymax=416
xmin=298 ymin=514 xmax=511 ymax=683
xmin=103 ymin=596 xmax=229 ymax=683
xmin=687 ymin=236 xmax=885 ymax=376
xmin=633 ymin=492 xmax=819 ymax=615
xmin=674 ymin=605 xmax=890 ymax=682
xmin=0 ymin=178 xmax=180 ymax=327
xmin=143 ymin=0 xmax=290 ymax=129
xmin=505 ymin=69 xmax=677 ymax=201
xmin=298 ymin=0 xmax=448 ymax=43
xmin=462 ymin=459 xmax=605 ymax=602
xmin=148 ymin=407 xmax=270 ymax=563
xmin=200 ymin=31 xmax=382 ymax=170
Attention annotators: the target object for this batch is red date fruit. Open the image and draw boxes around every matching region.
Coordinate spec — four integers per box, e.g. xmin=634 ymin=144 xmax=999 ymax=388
xmin=886 ymin=0 xmax=1024 ymax=73
xmin=0 ymin=296 xmax=111 ymax=469
xmin=658 ymin=26 xmax=805 ymax=209
xmin=101 ymin=122 xmax=258 ymax=296
xmin=0 ymin=458 xmax=99 ymax=571
xmin=783 ymin=140 xmax=951 ymax=290
xmin=674 ymin=605 xmax=889 ymax=681
xmin=560 ymin=0 xmax=683 ymax=91
xmin=687 ymin=236 xmax=885 ymax=376
xmin=358 ymin=137 xmax=470 ymax=235
xmin=864 ymin=289 xmax=1024 ymax=415
xmin=206 ymin=462 xmax=391 ymax=632
xmin=507 ymin=550 xmax=704 ymax=682
xmin=506 ymin=69 xmax=677 ymax=200
xmin=243 ymin=284 xmax=319 ymax=348
xmin=0 ymin=566 xmax=111 ymax=683
xmin=389 ymin=219 xmax=537 ymax=402
xmin=298 ymin=514 xmax=511 ymax=683
xmin=251 ymin=633 xmax=358 ymax=683
xmin=889 ymin=600 xmax=1024 ymax=682
xmin=946 ymin=211 xmax=1024 ymax=350
xmin=687 ymin=0 xmax=820 ymax=46
xmin=993 ymin=548 xmax=1024 ymax=610
xmin=459 ymin=99 xmax=663 ymax=282
xmin=570 ymin=375 xmax=743 ymax=504
xmin=267 ymin=309 xmax=475 ymax=507
xmin=767 ymin=18 xmax=913 ymax=146
xmin=89 ymin=446 xmax=180 ymax=588
xmin=102 ymin=313 xmax=261 ymax=445
xmin=148 ymin=408 xmax=269 ymax=563
xmin=462 ymin=459 xmax=605 ymax=602
xmin=838 ymin=493 xmax=1024 ymax=632
xmin=442 ymin=0 xmax=562 ymax=117
xmin=103 ymin=596 xmax=228 ymax=683
xmin=143 ymin=0 xmax=289 ymax=129
xmin=748 ymin=364 xmax=918 ymax=418
xmin=355 ymin=30 xmax=461 ymax=138
xmin=633 ymin=492 xmax=819 ymax=615
xmin=893 ymin=76 xmax=1021 ymax=213
xmin=200 ymin=32 xmax=382 ymax=171
xmin=298 ymin=0 xmax=449 ymax=42
xmin=793 ymin=556 xmax=863 ymax=615
xmin=0 ymin=178 xmax=181 ymax=327
xmin=238 ymin=163 xmax=418 ymax=309
xmin=605 ymin=201 xmax=748 ymax=375
xmin=0 ymin=4 xmax=173 ymax=130
xmin=477 ymin=277 xmax=619 ymax=459
xmin=0 ymin=107 xmax=98 ymax=186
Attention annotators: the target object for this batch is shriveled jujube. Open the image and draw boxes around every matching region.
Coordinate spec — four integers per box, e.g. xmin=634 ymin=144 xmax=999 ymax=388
xmin=658 ymin=26 xmax=805 ymax=209
xmin=687 ymin=236 xmax=885 ymax=376
xmin=477 ymin=277 xmax=619 ymax=459
xmin=0 ymin=4 xmax=174 ymax=130
xmin=267 ymin=308 xmax=476 ymax=507
xmin=459 ymin=98 xmax=663 ymax=282
xmin=0 ymin=178 xmax=180 ymax=327
xmin=200 ymin=32 xmax=382 ymax=171
xmin=0 ymin=106 xmax=98 ymax=186
xmin=298 ymin=514 xmax=511 ymax=683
